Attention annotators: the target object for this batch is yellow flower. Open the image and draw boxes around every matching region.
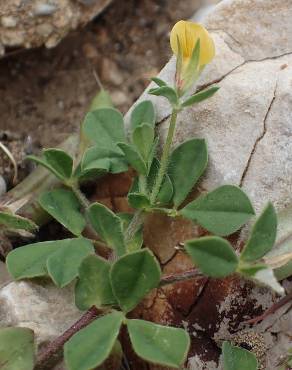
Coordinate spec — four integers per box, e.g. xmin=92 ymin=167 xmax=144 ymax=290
xmin=170 ymin=20 xmax=215 ymax=68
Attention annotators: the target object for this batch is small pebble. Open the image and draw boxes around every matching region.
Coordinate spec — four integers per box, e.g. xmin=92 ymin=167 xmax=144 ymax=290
xmin=0 ymin=44 xmax=4 ymax=56
xmin=0 ymin=176 xmax=7 ymax=196
xmin=82 ymin=43 xmax=98 ymax=59
xmin=111 ymin=90 xmax=128 ymax=106
xmin=101 ymin=58 xmax=123 ymax=86
xmin=1 ymin=16 xmax=18 ymax=28
xmin=34 ymin=3 xmax=58 ymax=16
xmin=36 ymin=23 xmax=53 ymax=37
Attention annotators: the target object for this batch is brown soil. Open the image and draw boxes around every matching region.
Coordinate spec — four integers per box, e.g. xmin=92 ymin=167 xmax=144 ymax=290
xmin=0 ymin=0 xmax=202 ymax=150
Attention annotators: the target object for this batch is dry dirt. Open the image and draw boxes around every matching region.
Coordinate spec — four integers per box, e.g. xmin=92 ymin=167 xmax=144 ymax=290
xmin=0 ymin=0 xmax=205 ymax=187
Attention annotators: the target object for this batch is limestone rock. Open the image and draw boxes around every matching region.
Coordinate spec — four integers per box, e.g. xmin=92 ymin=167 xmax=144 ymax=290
xmin=0 ymin=280 xmax=81 ymax=345
xmin=0 ymin=0 xmax=112 ymax=55
xmin=126 ymin=0 xmax=292 ymax=214
xmin=125 ymin=0 xmax=292 ymax=368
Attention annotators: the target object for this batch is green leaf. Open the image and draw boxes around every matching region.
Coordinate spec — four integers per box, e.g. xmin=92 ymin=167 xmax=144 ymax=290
xmin=131 ymin=100 xmax=155 ymax=130
xmin=151 ymin=77 xmax=167 ymax=87
xmin=39 ymin=189 xmax=86 ymax=236
xmin=27 ymin=149 xmax=73 ymax=181
xmin=180 ymin=185 xmax=255 ymax=236
xmin=0 ymin=327 xmax=35 ymax=370
xmin=81 ymin=145 xmax=128 ymax=174
xmin=7 ymin=240 xmax=59 ymax=279
xmin=128 ymin=193 xmax=151 ymax=210
xmin=73 ymin=162 xmax=105 ymax=182
xmin=6 ymin=238 xmax=93 ymax=284
xmin=274 ymin=260 xmax=292 ymax=281
xmin=110 ymin=248 xmax=161 ymax=312
xmin=175 ymin=36 xmax=183 ymax=88
xmin=241 ymin=203 xmax=277 ymax=262
xmin=265 ymin=205 xmax=292 ymax=280
xmin=127 ymin=319 xmax=190 ymax=368
xmin=169 ymin=138 xmax=208 ymax=207
xmin=181 ymin=39 xmax=200 ymax=92
xmin=89 ymin=89 xmax=113 ymax=111
xmin=149 ymin=86 xmax=179 ymax=106
xmin=147 ymin=158 xmax=173 ymax=205
xmin=75 ymin=255 xmax=116 ymax=310
xmin=0 ymin=211 xmax=38 ymax=232
xmin=87 ymin=203 xmax=126 ymax=257
xmin=182 ymin=86 xmax=219 ymax=107
xmin=82 ymin=108 xmax=126 ymax=150
xmin=47 ymin=238 xmax=94 ymax=288
xmin=64 ymin=312 xmax=124 ymax=370
xmin=238 ymin=263 xmax=267 ymax=277
xmin=132 ymin=123 xmax=155 ymax=162
xmin=117 ymin=142 xmax=147 ymax=175
xmin=185 ymin=236 xmax=239 ymax=278
xmin=222 ymin=341 xmax=258 ymax=370
xmin=119 ymin=213 xmax=143 ymax=252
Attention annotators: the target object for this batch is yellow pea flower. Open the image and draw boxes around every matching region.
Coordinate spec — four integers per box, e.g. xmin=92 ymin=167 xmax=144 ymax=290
xmin=170 ymin=20 xmax=215 ymax=93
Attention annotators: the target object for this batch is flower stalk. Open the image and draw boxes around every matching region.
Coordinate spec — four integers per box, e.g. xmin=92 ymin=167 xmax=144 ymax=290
xmin=150 ymin=109 xmax=178 ymax=204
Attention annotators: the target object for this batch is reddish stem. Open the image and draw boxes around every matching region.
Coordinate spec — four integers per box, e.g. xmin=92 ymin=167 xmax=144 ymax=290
xmin=245 ymin=290 xmax=292 ymax=325
xmin=159 ymin=268 xmax=203 ymax=286
xmin=34 ymin=269 xmax=202 ymax=369
xmin=34 ymin=306 xmax=101 ymax=370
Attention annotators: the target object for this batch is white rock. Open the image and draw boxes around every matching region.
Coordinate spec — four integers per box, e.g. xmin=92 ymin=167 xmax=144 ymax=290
xmin=204 ymin=0 xmax=292 ymax=60
xmin=125 ymin=0 xmax=292 ymax=368
xmin=0 ymin=280 xmax=81 ymax=345
xmin=126 ymin=0 xmax=292 ymax=216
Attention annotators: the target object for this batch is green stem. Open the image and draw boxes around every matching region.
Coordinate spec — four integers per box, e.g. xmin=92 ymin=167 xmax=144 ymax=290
xmin=159 ymin=268 xmax=203 ymax=287
xmin=124 ymin=209 xmax=145 ymax=246
xmin=150 ymin=109 xmax=178 ymax=204
xmin=71 ymin=185 xmax=90 ymax=209
xmin=139 ymin=175 xmax=148 ymax=195
xmin=124 ymin=109 xmax=178 ymax=246
xmin=71 ymin=185 xmax=109 ymax=255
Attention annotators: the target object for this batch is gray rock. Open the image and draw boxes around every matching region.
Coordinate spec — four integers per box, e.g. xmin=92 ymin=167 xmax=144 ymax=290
xmin=0 ymin=280 xmax=81 ymax=345
xmin=126 ymin=0 xmax=292 ymax=216
xmin=0 ymin=0 xmax=112 ymax=54
xmin=125 ymin=0 xmax=292 ymax=368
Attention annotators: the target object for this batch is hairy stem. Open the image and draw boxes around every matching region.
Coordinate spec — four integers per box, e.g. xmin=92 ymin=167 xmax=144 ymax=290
xmin=124 ymin=109 xmax=178 ymax=246
xmin=150 ymin=109 xmax=178 ymax=204
xmin=139 ymin=175 xmax=148 ymax=195
xmin=71 ymin=186 xmax=112 ymax=257
xmin=159 ymin=268 xmax=203 ymax=287
xmin=124 ymin=209 xmax=145 ymax=246
xmin=71 ymin=185 xmax=90 ymax=209
xmin=34 ymin=306 xmax=102 ymax=370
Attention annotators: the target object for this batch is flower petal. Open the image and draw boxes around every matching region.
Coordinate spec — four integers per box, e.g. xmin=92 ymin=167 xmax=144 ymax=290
xmin=170 ymin=20 xmax=215 ymax=67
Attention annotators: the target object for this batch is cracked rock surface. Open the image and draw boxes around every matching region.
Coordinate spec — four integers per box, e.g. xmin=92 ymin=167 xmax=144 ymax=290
xmin=125 ymin=0 xmax=292 ymax=368
xmin=0 ymin=0 xmax=111 ymax=55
